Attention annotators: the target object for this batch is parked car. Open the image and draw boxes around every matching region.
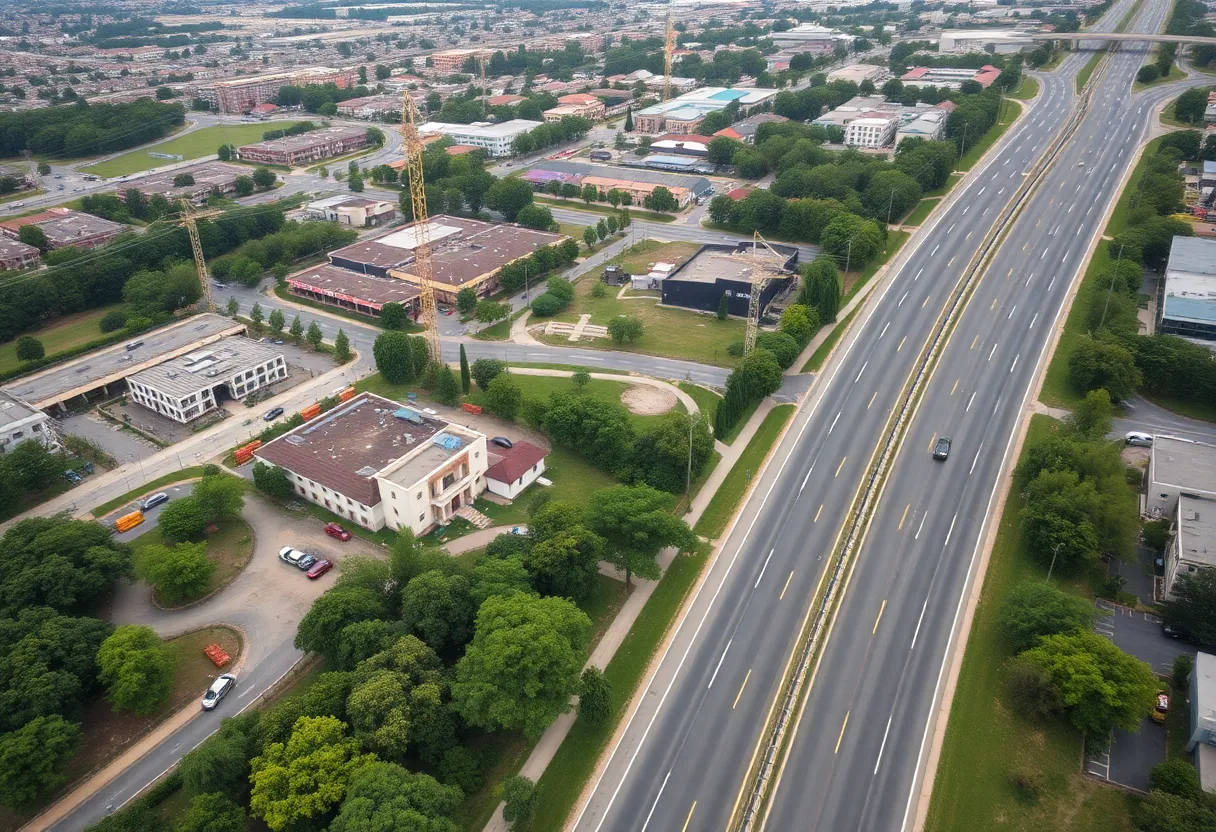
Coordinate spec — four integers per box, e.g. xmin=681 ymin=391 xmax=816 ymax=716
xmin=306 ymin=559 xmax=333 ymax=579
xmin=272 ymin=339 xmax=284 ymax=345
xmin=278 ymin=546 xmax=316 ymax=569
xmin=263 ymin=406 xmax=285 ymax=422
xmin=201 ymin=674 xmax=236 ymax=710
xmin=1125 ymin=431 xmax=1153 ymax=447
xmin=491 ymin=436 xmax=513 ymax=449
xmin=64 ymin=470 xmax=82 ymax=484
xmin=932 ymin=436 xmax=952 ymax=461
xmin=1152 ymin=691 xmax=1169 ymax=723
xmin=324 ymin=522 xmax=352 ymax=541
xmin=1162 ymin=622 xmax=1189 ymax=640
xmin=140 ymin=492 xmax=170 ymax=510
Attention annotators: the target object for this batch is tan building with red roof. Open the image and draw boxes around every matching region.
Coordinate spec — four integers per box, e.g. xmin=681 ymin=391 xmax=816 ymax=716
xmin=485 ymin=441 xmax=549 ymax=499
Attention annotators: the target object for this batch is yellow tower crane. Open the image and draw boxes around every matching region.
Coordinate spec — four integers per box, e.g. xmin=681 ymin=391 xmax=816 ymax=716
xmin=663 ymin=6 xmax=676 ymax=103
xmin=400 ymin=91 xmax=442 ymax=363
xmin=177 ymin=199 xmax=223 ymax=312
xmin=743 ymin=232 xmax=789 ymax=355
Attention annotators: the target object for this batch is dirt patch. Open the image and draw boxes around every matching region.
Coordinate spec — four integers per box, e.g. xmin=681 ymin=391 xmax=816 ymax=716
xmin=620 ymin=384 xmax=677 ymax=416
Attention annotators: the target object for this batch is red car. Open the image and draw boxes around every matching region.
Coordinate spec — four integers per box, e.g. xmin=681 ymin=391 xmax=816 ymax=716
xmin=324 ymin=523 xmax=351 ymax=541
xmin=306 ymin=559 xmax=333 ymax=579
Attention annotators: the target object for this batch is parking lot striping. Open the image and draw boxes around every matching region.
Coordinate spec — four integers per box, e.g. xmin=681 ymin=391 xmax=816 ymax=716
xmin=874 ymin=716 xmax=894 ymax=774
xmin=868 ymin=391 xmax=878 ymax=410
xmin=835 ymin=457 xmax=847 ymax=478
xmin=754 ymin=549 xmax=774 ymax=589
xmin=681 ymin=803 xmax=696 ymax=832
xmin=733 ymin=669 xmax=752 ymax=709
xmin=779 ymin=571 xmax=794 ymax=601
xmin=873 ymin=600 xmax=887 ymax=634
xmin=835 ymin=711 xmax=850 ymax=754
xmin=899 ymin=504 xmax=910 ymax=530
xmin=707 ymin=639 xmax=732 ymax=689
xmin=814 ymin=504 xmax=824 ymax=523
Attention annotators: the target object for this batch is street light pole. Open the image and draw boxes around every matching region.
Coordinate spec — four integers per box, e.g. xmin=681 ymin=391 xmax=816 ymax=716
xmin=844 ymin=236 xmax=854 ymax=278
xmin=685 ymin=411 xmax=701 ymax=500
xmin=1047 ymin=542 xmax=1064 ymax=582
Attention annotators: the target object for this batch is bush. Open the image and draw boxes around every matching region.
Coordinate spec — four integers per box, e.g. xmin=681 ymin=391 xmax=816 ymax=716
xmin=530 ymin=293 xmax=563 ymax=317
xmin=439 ymin=746 xmax=483 ymax=794
xmin=252 ymin=461 xmax=294 ymax=499
xmin=99 ymin=310 xmax=128 ymax=333
xmin=578 ymin=666 xmax=611 ymax=726
xmin=1172 ymin=653 xmax=1194 ymax=694
xmin=755 ymin=331 xmax=800 ymax=369
xmin=1150 ymin=758 xmax=1202 ymax=800
xmin=471 ymin=358 xmax=506 ymax=391
xmin=15 ymin=335 xmax=44 ymax=362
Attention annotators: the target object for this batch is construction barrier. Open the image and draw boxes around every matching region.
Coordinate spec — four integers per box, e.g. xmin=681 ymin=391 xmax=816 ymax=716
xmin=338 ymin=387 xmax=355 ymax=402
xmin=300 ymin=403 xmax=322 ymax=421
xmin=114 ymin=510 xmax=144 ymax=533
xmin=461 ymin=402 xmax=483 ymax=415
xmin=203 ymin=643 xmax=231 ymax=668
xmin=234 ymin=439 xmax=262 ymax=466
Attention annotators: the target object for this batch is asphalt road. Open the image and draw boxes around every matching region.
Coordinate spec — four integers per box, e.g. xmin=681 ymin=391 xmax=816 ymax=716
xmin=570 ymin=2 xmax=1202 ymax=830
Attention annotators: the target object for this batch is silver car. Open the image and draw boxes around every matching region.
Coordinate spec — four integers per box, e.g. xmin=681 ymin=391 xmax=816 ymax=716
xmin=201 ymin=674 xmax=236 ymax=710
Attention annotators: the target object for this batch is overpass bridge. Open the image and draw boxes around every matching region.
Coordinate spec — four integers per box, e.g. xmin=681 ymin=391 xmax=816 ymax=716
xmin=1030 ymin=32 xmax=1216 ymax=45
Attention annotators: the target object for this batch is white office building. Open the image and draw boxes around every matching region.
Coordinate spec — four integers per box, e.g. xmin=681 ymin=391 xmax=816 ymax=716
xmin=938 ymin=29 xmax=1036 ymax=54
xmin=126 ymin=339 xmax=287 ymax=424
xmin=416 ymin=119 xmax=543 ymax=157
xmin=844 ymin=112 xmax=901 ymax=147
xmin=0 ymin=390 xmax=54 ymax=454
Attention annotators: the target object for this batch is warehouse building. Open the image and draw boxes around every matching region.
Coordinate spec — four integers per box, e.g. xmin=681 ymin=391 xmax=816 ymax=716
xmin=237 ymin=126 xmax=372 ymax=167
xmin=633 ymin=87 xmax=780 ymax=135
xmin=126 ymin=339 xmax=287 ymax=424
xmin=417 ymin=120 xmax=542 ymax=156
xmin=521 ymin=159 xmax=714 ymax=199
xmin=286 ymin=263 xmax=420 ymax=317
xmin=116 ymin=162 xmax=248 ymax=205
xmin=659 ymin=243 xmax=799 ymax=318
xmin=1159 ymin=237 xmax=1216 ymax=341
xmin=0 ymin=207 xmax=125 ymax=251
xmin=255 ymin=392 xmax=489 ymax=534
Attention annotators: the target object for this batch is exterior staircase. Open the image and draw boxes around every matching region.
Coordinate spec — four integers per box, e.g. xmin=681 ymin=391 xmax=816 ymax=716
xmin=456 ymin=506 xmax=493 ymax=529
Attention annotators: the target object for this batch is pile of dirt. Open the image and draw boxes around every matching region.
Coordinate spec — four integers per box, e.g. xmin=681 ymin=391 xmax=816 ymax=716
xmin=620 ymin=385 xmax=677 ymax=416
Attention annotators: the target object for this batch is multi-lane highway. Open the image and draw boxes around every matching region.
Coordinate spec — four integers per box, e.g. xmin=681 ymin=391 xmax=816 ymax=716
xmin=570 ymin=1 xmax=1196 ymax=830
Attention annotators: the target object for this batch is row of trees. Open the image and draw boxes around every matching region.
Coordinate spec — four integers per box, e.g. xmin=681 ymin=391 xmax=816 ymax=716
xmin=209 ymin=220 xmax=358 ymax=286
xmin=509 ymin=114 xmax=593 ymax=156
xmin=712 ymin=308 xmax=804 ymax=437
xmin=0 ymin=99 xmax=185 ymax=157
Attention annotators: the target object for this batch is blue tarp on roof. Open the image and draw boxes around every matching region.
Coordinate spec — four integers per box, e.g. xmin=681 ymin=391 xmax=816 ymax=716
xmin=709 ymin=89 xmax=749 ymax=101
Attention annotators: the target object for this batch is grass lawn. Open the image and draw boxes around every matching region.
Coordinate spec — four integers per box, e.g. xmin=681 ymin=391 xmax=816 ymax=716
xmin=1132 ymin=62 xmax=1186 ymax=92
xmin=1010 ymin=75 xmax=1040 ymax=100
xmin=472 ymin=308 xmax=525 ymax=341
xmin=925 ymin=414 xmax=1138 ymax=832
xmin=1160 ymin=85 xmax=1212 ymax=128
xmin=1076 ymin=51 xmax=1105 ymax=93
xmin=843 ymin=230 xmax=908 ymax=302
xmin=128 ymin=517 xmax=255 ymax=606
xmin=803 ymin=306 xmax=861 ymax=373
xmin=719 ymin=398 xmax=761 ymax=445
xmin=92 ymin=467 xmax=208 ymax=518
xmin=902 ymin=198 xmax=941 ymax=228
xmin=80 ymin=122 xmax=309 ymax=178
xmin=470 ymin=374 xmax=685 ymax=430
xmin=958 ymin=99 xmax=1021 ymax=172
xmin=694 ymin=404 xmax=795 ymax=539
xmin=925 ymin=174 xmax=963 ymax=199
xmin=0 ymin=303 xmax=123 ymax=375
xmin=1040 ymin=134 xmax=1165 ymax=408
xmin=534 ymin=194 xmax=676 ymax=222
xmin=678 ymin=381 xmax=722 ymax=421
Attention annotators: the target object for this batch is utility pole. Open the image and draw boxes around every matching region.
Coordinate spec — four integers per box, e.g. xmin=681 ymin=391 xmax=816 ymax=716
xmin=1047 ymin=542 xmax=1064 ymax=582
xmin=1097 ymin=244 xmax=1126 ymax=332
xmin=884 ymin=187 xmax=896 ymax=251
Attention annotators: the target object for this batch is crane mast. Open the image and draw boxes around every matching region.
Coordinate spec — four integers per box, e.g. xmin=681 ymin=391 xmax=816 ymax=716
xmin=177 ymin=199 xmax=222 ymax=313
xmin=400 ymin=91 xmax=442 ymax=363
xmin=663 ymin=7 xmax=676 ymax=103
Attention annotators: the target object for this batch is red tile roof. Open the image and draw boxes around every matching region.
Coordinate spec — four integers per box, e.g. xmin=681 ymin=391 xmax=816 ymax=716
xmin=714 ymin=127 xmax=744 ymax=140
xmin=485 ymin=441 xmax=548 ymax=485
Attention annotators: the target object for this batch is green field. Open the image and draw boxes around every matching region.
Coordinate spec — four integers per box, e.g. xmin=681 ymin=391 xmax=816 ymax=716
xmin=925 ymin=415 xmax=1138 ymax=832
xmin=467 ymin=373 xmax=687 ymax=430
xmin=902 ymin=198 xmax=941 ymax=227
xmin=958 ymin=99 xmax=1021 ymax=172
xmin=1076 ymin=51 xmax=1105 ymax=93
xmin=0 ymin=303 xmax=122 ymax=375
xmin=79 ymin=121 xmax=309 ymax=178
xmin=1009 ymin=75 xmax=1040 ymax=100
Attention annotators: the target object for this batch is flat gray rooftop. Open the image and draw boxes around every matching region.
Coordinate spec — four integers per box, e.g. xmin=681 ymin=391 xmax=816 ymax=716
xmin=668 ymin=246 xmax=789 ymax=285
xmin=0 ymin=390 xmax=43 ymax=430
xmin=1152 ymin=436 xmax=1216 ymax=496
xmin=128 ymin=337 xmax=282 ymax=398
xmin=2 ymin=313 xmax=244 ymax=409
xmin=1177 ymin=494 xmax=1216 ymax=570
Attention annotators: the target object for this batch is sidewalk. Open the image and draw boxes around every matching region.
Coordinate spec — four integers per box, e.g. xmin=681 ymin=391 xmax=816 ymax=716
xmin=479 ymin=394 xmax=778 ymax=832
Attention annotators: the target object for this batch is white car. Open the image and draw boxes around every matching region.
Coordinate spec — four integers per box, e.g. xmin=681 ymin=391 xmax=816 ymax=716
xmin=1125 ymin=431 xmax=1153 ymax=447
xmin=201 ymin=674 xmax=236 ymax=710
xmin=278 ymin=546 xmax=317 ymax=569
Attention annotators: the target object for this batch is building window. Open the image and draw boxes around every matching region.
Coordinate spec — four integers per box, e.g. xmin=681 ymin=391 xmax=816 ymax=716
xmin=419 ymin=514 xmax=426 ymax=523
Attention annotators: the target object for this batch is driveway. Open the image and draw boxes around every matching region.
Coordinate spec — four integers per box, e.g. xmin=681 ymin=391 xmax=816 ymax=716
xmin=109 ymin=491 xmax=384 ymax=671
xmin=1089 ymin=600 xmax=1194 ymax=792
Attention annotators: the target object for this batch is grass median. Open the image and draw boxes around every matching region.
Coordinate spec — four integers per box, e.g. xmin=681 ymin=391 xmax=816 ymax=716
xmin=924 ymin=415 xmax=1137 ymax=832
xmin=1076 ymin=50 xmax=1105 ymax=93
xmin=957 ymin=99 xmax=1021 ymax=172
xmin=902 ymin=198 xmax=941 ymax=228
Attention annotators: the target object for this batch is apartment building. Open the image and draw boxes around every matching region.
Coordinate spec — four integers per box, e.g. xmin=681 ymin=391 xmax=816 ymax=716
xmin=429 ymin=48 xmax=494 ymax=73
xmin=843 ymin=112 xmax=901 ymax=148
xmin=237 ymin=125 xmax=371 ymax=166
xmin=212 ymin=66 xmax=358 ymax=114
xmin=127 ymin=340 xmax=287 ymax=424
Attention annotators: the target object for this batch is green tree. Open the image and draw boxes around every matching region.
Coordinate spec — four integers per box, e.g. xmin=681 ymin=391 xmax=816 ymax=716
xmin=18 ymin=225 xmax=47 ymax=253
xmin=430 ymin=364 xmax=460 ymax=406
xmin=1163 ymin=568 xmax=1216 ymax=646
xmin=596 ymin=219 xmax=608 ymax=241
xmin=581 ymin=183 xmax=598 ymax=203
xmin=578 ymin=666 xmax=611 ymax=726
xmin=471 ymin=358 xmax=506 ymax=391
xmin=373 ymin=331 xmax=414 ymax=383
xmin=452 ymin=593 xmax=592 ymax=738
xmin=234 ymin=176 xmax=255 ymax=197
xmin=731 ymin=348 xmax=784 ymax=398
xmin=3 ymin=438 xmax=64 ymax=492
xmin=330 ymin=762 xmax=462 ymax=832
xmin=486 ymin=177 xmax=534 ymax=221
xmin=624 ymin=105 xmax=634 ymax=132
xmin=227 ymin=296 xmax=239 ymax=317
xmin=217 ymin=144 xmax=231 ymax=161
xmin=999 ymin=581 xmax=1100 ymax=653
xmin=289 ymin=315 xmax=304 ymax=341
xmin=1172 ymin=653 xmax=1194 ymax=694
xmin=643 ymin=186 xmax=678 ymax=212
xmin=97 ymin=625 xmax=176 ymax=716
xmin=249 ymin=716 xmax=376 ymax=831
xmin=585 ymin=485 xmax=697 ymax=585
xmin=821 ymin=214 xmax=883 ymax=269
xmin=779 ymin=303 xmax=818 ymax=348
xmin=459 ymin=344 xmax=471 ymax=394
xmin=524 ymin=523 xmax=603 ymax=601
xmin=176 ymin=793 xmax=246 ymax=832
xmin=475 ymin=299 xmax=510 ymax=323
xmin=0 ymin=715 xmax=81 ymax=810
xmin=157 ymin=496 xmax=207 ymax=541
xmin=250 ymin=301 xmax=264 ymax=326
xmin=268 ymin=308 xmax=285 ymax=334
xmin=1150 ymin=758 xmax=1202 ymax=800
xmin=717 ymin=292 xmax=730 ymax=321
xmin=306 ymin=321 xmax=324 ymax=349
xmin=1067 ymin=388 xmax=1115 ymax=440
xmin=194 ymin=474 xmax=245 ymax=525
xmin=500 ymin=775 xmax=537 ymax=827
xmin=583 ymin=225 xmax=597 ymax=250
xmin=1020 ymin=631 xmax=1158 ymax=738
xmin=178 ymin=712 xmax=259 ymax=796
xmin=1135 ymin=788 xmax=1216 ymax=832
xmin=334 ymin=329 xmax=351 ymax=362
xmin=799 ymin=257 xmax=841 ymax=323
xmin=572 ymin=370 xmax=590 ymax=389
xmin=252 ymin=461 xmax=293 ymax=499
xmin=136 ymin=541 xmax=214 ymax=605
xmin=484 ymin=373 xmax=523 ymax=420
xmin=295 ymin=588 xmax=388 ymax=661
xmin=15 ymin=335 xmax=44 ymax=362
xmin=252 ymin=167 xmax=276 ymax=189
xmin=606 ymin=315 xmax=644 ymax=343
xmin=456 ymin=287 xmax=478 ymax=314
xmin=400 ymin=571 xmax=475 ymax=655
xmin=1068 ymin=335 xmax=1141 ymax=401
xmin=470 ymin=557 xmax=533 ymax=607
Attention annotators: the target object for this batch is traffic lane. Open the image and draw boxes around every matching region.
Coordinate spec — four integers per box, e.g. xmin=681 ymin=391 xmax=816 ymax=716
xmin=1116 ymin=396 xmax=1216 ymax=443
xmin=111 ymin=481 xmax=198 ymax=542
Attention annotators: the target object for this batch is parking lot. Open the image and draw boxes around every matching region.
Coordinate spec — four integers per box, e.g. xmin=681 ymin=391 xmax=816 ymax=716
xmin=1087 ymin=600 xmax=1195 ymax=792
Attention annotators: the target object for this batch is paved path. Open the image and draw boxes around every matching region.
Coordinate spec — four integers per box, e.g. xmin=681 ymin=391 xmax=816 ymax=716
xmin=508 ymin=367 xmax=700 ymax=416
xmin=443 ymin=526 xmax=526 ymax=556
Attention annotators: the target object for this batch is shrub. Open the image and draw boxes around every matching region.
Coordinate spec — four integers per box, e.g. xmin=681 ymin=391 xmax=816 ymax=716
xmin=530 ymin=293 xmax=563 ymax=317
xmin=99 ymin=310 xmax=128 ymax=333
xmin=1150 ymin=758 xmax=1202 ymax=800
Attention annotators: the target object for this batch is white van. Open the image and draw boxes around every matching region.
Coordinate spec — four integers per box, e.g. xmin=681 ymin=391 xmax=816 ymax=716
xmin=1125 ymin=431 xmax=1153 ymax=447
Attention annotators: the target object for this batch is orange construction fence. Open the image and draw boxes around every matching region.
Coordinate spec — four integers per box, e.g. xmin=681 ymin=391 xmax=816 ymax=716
xmin=300 ymin=403 xmax=322 ymax=421
xmin=461 ymin=402 xmax=483 ymax=415
xmin=338 ymin=387 xmax=355 ymax=402
xmin=203 ymin=643 xmax=231 ymax=668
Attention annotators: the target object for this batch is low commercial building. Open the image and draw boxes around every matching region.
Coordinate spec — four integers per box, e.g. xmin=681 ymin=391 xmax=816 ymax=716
xmin=1146 ymin=435 xmax=1216 ymax=520
xmin=843 ymin=112 xmax=901 ymax=148
xmin=0 ymin=235 xmax=40 ymax=271
xmin=938 ymin=29 xmax=1036 ymax=54
xmin=770 ymin=24 xmax=853 ymax=52
xmin=659 ymin=242 xmax=799 ymax=318
xmin=713 ymin=113 xmax=789 ymax=144
xmin=286 ymin=263 xmax=420 ymax=317
xmin=901 ymin=65 xmax=1003 ymax=90
xmin=650 ymin=134 xmax=714 ymax=157
xmin=0 ymin=207 xmax=125 ymax=251
xmin=1165 ymin=493 xmax=1216 ymax=598
xmin=237 ymin=126 xmax=372 ymax=167
xmin=304 ymin=195 xmax=398 ymax=227
xmin=895 ymin=109 xmax=949 ymax=144
xmin=634 ymin=87 xmax=780 ymax=135
xmin=827 ymin=64 xmax=885 ymax=85
xmin=336 ymin=95 xmax=402 ymax=120
xmin=1159 ymin=236 xmax=1216 ymax=341
xmin=255 ymin=392 xmax=490 ymax=534
xmin=116 ymin=162 xmax=247 ymax=205
xmin=581 ymin=174 xmax=693 ymax=207
xmin=485 ymin=441 xmax=548 ymax=499
xmin=1185 ymin=652 xmax=1216 ymax=794
xmin=126 ymin=339 xmax=287 ymax=424
xmin=522 ymin=159 xmax=714 ymax=200
xmin=0 ymin=164 xmax=34 ymax=191
xmin=816 ymin=96 xmax=950 ymax=148
xmin=543 ymin=95 xmax=606 ymax=122
xmin=416 ymin=120 xmax=543 ymax=157
xmin=0 ymin=390 xmax=54 ymax=454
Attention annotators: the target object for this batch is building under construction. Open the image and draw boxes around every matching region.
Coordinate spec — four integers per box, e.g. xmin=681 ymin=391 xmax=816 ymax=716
xmin=659 ymin=243 xmax=799 ymax=319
